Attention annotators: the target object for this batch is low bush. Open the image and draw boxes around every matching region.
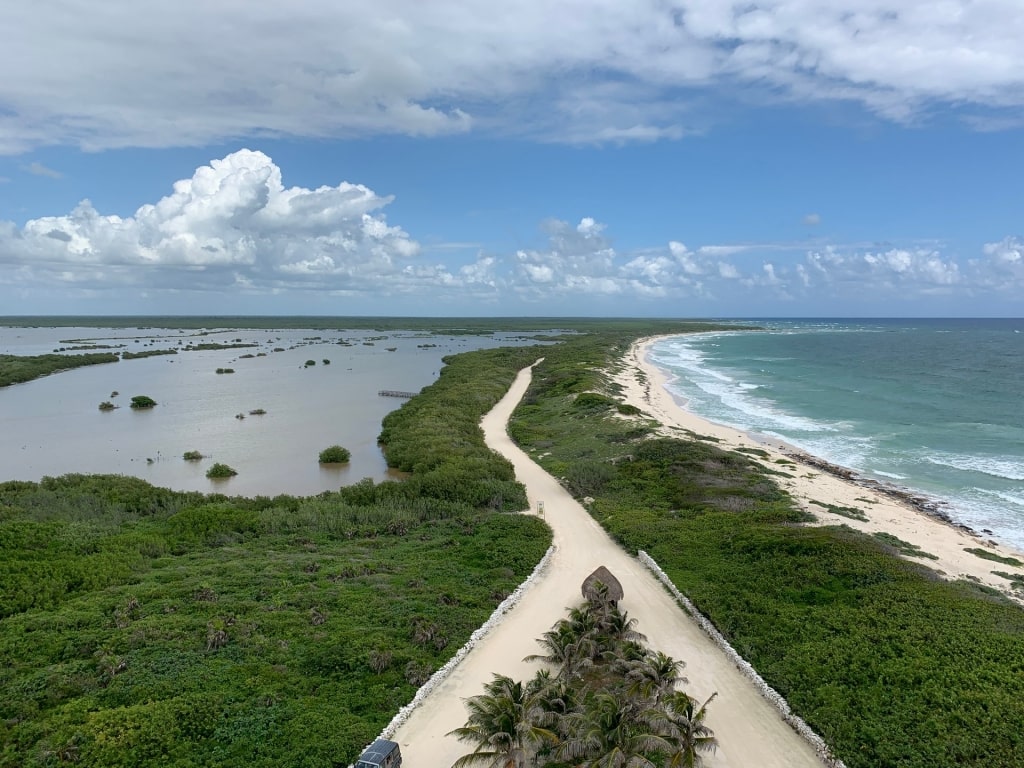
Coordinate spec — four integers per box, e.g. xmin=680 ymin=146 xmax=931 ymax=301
xmin=318 ymin=445 xmax=351 ymax=464
xmin=205 ymin=463 xmax=237 ymax=479
xmin=129 ymin=395 xmax=157 ymax=409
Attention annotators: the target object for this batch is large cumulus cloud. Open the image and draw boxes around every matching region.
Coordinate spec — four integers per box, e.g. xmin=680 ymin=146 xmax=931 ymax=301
xmin=1 ymin=150 xmax=500 ymax=299
xmin=3 ymin=154 xmax=1021 ymax=312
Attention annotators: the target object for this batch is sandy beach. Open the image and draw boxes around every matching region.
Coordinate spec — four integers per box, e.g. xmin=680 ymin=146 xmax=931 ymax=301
xmin=393 ymin=361 xmax=826 ymax=768
xmin=620 ymin=336 xmax=1024 ymax=600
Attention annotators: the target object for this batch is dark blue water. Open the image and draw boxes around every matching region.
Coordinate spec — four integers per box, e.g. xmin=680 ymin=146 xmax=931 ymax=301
xmin=650 ymin=319 xmax=1024 ymax=549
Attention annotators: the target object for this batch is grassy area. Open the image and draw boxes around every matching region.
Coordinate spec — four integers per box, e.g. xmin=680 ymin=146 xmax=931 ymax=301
xmin=965 ymin=547 xmax=1023 ymax=567
xmin=508 ymin=331 xmax=1024 ymax=768
xmin=872 ymin=531 xmax=939 ymax=560
xmin=0 ymin=476 xmax=549 ymax=767
xmin=809 ymin=499 xmax=869 ymax=522
xmin=0 ymin=352 xmax=119 ymax=387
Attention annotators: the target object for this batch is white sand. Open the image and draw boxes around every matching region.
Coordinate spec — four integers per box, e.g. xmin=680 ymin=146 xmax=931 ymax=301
xmin=393 ymin=361 xmax=824 ymax=768
xmin=619 ymin=336 xmax=1024 ymax=600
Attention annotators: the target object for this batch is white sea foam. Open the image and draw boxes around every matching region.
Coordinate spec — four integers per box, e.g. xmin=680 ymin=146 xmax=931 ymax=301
xmin=873 ymin=470 xmax=908 ymax=480
xmin=653 ymin=341 xmax=837 ymax=437
xmin=976 ymin=488 xmax=1024 ymax=509
xmin=940 ymin=492 xmax=1024 ymax=551
xmin=923 ymin=453 xmax=1024 ymax=481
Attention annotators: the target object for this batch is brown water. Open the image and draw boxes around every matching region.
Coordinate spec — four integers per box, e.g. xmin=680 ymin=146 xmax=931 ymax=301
xmin=1 ymin=326 xmax=541 ymax=497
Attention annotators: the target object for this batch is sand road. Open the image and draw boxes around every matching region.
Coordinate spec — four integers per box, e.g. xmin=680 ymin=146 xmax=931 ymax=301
xmin=391 ymin=363 xmax=824 ymax=767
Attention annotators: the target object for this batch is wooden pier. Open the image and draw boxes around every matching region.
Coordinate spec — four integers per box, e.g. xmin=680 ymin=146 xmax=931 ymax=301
xmin=378 ymin=390 xmax=418 ymax=399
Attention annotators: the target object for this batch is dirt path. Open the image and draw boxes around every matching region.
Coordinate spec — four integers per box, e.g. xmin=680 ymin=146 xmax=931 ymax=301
xmin=391 ymin=362 xmax=824 ymax=767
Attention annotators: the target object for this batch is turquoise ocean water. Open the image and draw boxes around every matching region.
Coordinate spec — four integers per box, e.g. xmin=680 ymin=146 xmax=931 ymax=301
xmin=649 ymin=319 xmax=1024 ymax=550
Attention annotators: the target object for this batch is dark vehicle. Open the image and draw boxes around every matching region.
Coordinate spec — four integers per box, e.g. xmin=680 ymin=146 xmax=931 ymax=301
xmin=356 ymin=739 xmax=403 ymax=768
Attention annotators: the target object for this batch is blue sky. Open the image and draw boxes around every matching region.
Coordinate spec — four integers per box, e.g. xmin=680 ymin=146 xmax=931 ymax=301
xmin=1 ymin=1 xmax=1022 ymax=317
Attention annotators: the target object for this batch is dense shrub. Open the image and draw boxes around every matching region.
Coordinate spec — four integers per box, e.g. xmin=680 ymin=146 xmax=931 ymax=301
xmin=129 ymin=395 xmax=157 ymax=409
xmin=0 ymin=352 xmax=119 ymax=387
xmin=318 ymin=445 xmax=351 ymax=464
xmin=205 ymin=463 xmax=237 ymax=479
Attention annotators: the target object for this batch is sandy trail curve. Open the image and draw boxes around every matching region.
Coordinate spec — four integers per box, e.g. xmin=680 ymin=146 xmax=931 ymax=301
xmin=392 ymin=362 xmax=823 ymax=768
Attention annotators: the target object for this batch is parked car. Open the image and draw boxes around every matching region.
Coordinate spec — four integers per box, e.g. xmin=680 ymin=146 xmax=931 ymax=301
xmin=356 ymin=739 xmax=402 ymax=768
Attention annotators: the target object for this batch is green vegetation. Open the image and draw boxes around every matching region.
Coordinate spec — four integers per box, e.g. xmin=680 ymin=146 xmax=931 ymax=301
xmin=809 ymin=499 xmax=869 ymax=522
xmin=205 ymin=463 xmax=237 ymax=479
xmin=507 ymin=331 xmax=1024 ymax=768
xmin=318 ymin=446 xmax=351 ymax=464
xmin=322 ymin=358 xmax=331 ymax=365
xmin=965 ymin=547 xmax=1024 ymax=567
xmin=871 ymin=531 xmax=939 ymax=559
xmin=0 ymin=474 xmax=550 ymax=766
xmin=129 ymin=395 xmax=158 ymax=410
xmin=0 ymin=352 xmax=119 ymax=387
xmin=452 ymin=592 xmax=716 ymax=768
xmin=184 ymin=342 xmax=259 ymax=351
xmin=215 ymin=367 xmax=235 ymax=374
xmin=121 ymin=348 xmax=178 ymax=359
xmin=182 ymin=451 xmax=204 ymax=461
xmin=98 ymin=401 xmax=117 ymax=411
xmin=249 ymin=408 xmax=267 ymax=416
xmin=6 ymin=317 xmax=1020 ymax=767
xmin=992 ymin=571 xmax=1024 ymax=591
xmin=304 ymin=360 xmax=316 ymax=367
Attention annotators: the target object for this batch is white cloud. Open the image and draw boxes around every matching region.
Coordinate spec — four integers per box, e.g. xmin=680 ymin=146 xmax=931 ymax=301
xmin=3 ymin=1 xmax=1024 ymax=152
xmin=4 ymin=156 xmax=1023 ymax=312
xmin=0 ymin=150 xmax=491 ymax=299
xmin=971 ymin=236 xmax=1024 ymax=290
xmin=803 ymin=213 xmax=821 ymax=226
xmin=25 ymin=161 xmax=62 ymax=178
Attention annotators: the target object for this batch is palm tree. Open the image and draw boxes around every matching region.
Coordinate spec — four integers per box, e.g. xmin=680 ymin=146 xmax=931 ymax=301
xmin=557 ymin=693 xmax=668 ymax=768
xmin=623 ymin=651 xmax=687 ymax=704
xmin=524 ymin=619 xmax=597 ymax=680
xmin=653 ymin=691 xmax=718 ymax=768
xmin=448 ymin=674 xmax=558 ymax=768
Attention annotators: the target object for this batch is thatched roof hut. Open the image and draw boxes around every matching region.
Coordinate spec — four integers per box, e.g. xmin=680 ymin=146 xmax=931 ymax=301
xmin=582 ymin=566 xmax=624 ymax=606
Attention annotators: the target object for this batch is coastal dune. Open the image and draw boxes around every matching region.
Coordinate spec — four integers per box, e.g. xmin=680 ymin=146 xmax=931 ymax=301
xmin=393 ymin=361 xmax=823 ymax=768
xmin=620 ymin=337 xmax=1024 ymax=600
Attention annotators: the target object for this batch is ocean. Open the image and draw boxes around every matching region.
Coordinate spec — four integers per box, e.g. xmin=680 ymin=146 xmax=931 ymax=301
xmin=648 ymin=318 xmax=1024 ymax=550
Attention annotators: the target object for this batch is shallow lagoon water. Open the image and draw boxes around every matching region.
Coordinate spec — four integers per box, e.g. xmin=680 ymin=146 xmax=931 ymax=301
xmin=1 ymin=326 xmax=541 ymax=496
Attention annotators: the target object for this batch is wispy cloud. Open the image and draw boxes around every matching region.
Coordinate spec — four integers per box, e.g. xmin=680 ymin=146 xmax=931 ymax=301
xmin=25 ymin=161 xmax=62 ymax=178
xmin=2 ymin=1 xmax=1024 ymax=152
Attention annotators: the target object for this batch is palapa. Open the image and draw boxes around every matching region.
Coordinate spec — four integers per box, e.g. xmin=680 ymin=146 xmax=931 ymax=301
xmin=581 ymin=565 xmax=624 ymax=605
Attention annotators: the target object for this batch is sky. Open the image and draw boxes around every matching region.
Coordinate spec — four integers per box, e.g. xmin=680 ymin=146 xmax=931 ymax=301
xmin=1 ymin=1 xmax=1022 ymax=317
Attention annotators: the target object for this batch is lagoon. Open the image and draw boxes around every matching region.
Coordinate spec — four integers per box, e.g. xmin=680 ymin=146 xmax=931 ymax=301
xmin=1 ymin=325 xmax=542 ymax=496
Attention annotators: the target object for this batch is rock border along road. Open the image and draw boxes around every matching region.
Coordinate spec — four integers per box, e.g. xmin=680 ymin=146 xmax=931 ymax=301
xmin=391 ymin=362 xmax=823 ymax=768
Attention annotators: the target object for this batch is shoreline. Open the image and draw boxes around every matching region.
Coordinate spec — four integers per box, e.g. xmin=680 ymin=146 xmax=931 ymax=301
xmin=617 ymin=336 xmax=1024 ymax=601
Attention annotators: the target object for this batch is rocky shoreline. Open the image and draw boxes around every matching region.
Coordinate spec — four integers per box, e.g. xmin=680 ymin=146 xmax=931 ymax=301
xmin=780 ymin=450 xmax=994 ymax=539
